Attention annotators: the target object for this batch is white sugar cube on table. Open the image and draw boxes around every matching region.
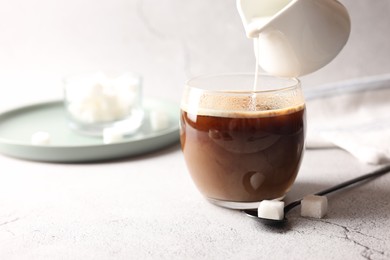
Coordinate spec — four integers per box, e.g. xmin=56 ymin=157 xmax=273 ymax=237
xmin=301 ymin=195 xmax=328 ymax=218
xmin=31 ymin=131 xmax=51 ymax=146
xmin=258 ymin=200 xmax=285 ymax=220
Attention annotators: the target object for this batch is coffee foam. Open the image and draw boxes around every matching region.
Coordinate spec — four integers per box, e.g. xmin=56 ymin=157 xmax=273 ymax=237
xmin=182 ymin=94 xmax=305 ymax=118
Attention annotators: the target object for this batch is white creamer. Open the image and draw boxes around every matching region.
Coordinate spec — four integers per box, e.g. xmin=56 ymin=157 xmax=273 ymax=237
xmin=237 ymin=0 xmax=351 ymax=77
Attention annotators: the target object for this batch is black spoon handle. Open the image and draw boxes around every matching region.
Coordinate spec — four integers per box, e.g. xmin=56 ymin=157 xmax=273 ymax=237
xmin=284 ymin=164 xmax=390 ymax=214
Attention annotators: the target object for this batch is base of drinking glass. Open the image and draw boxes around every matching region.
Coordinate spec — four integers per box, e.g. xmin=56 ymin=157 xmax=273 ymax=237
xmin=206 ymin=195 xmax=286 ymax=210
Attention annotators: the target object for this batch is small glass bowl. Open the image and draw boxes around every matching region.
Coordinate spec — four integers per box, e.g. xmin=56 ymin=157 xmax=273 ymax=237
xmin=63 ymin=71 xmax=144 ymax=136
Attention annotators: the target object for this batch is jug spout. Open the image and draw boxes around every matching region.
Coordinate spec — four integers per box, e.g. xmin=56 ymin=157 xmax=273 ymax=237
xmin=237 ymin=0 xmax=293 ymax=38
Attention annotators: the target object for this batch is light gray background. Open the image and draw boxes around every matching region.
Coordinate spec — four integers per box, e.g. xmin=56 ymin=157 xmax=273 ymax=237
xmin=0 ymin=0 xmax=389 ymax=109
xmin=1 ymin=1 xmax=390 ymax=259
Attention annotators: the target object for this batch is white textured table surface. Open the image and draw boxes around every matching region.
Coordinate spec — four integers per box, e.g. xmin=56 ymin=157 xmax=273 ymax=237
xmin=1 ymin=144 xmax=389 ymax=260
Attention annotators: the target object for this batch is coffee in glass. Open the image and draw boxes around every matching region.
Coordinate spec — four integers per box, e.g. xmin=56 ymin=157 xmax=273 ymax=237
xmin=180 ymin=73 xmax=306 ymax=209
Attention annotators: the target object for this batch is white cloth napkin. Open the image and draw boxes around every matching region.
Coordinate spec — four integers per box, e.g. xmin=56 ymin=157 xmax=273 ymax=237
xmin=305 ymin=74 xmax=390 ymax=165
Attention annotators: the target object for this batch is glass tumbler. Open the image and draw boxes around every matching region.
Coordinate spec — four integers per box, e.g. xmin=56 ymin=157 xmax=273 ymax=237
xmin=180 ymin=73 xmax=306 ymax=209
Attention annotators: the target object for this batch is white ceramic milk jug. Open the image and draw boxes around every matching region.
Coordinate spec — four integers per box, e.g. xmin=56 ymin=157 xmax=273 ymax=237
xmin=237 ymin=0 xmax=351 ymax=77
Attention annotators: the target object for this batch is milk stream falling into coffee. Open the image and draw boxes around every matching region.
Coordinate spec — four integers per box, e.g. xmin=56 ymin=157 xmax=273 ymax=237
xmin=253 ymin=37 xmax=260 ymax=92
xmin=250 ymin=36 xmax=261 ymax=111
xmin=253 ymin=38 xmax=260 ymax=91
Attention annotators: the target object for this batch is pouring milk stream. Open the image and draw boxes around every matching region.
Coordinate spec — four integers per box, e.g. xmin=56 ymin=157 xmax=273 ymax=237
xmin=237 ymin=0 xmax=351 ymax=81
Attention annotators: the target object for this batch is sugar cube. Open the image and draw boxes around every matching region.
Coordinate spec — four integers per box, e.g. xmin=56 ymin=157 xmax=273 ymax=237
xmin=301 ymin=195 xmax=328 ymax=218
xmin=258 ymin=200 xmax=285 ymax=220
xmin=149 ymin=110 xmax=170 ymax=131
xmin=65 ymin=72 xmax=141 ymax=124
xmin=103 ymin=127 xmax=125 ymax=144
xmin=31 ymin=131 xmax=51 ymax=146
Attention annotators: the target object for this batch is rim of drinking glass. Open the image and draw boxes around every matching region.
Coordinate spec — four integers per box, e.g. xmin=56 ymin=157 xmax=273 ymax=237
xmin=185 ymin=73 xmax=300 ymax=94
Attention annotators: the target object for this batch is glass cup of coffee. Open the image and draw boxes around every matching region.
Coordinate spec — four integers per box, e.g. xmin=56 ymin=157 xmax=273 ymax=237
xmin=180 ymin=73 xmax=306 ymax=209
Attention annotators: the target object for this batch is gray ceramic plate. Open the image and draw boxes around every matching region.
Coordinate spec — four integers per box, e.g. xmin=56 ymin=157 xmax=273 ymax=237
xmin=0 ymin=98 xmax=180 ymax=162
